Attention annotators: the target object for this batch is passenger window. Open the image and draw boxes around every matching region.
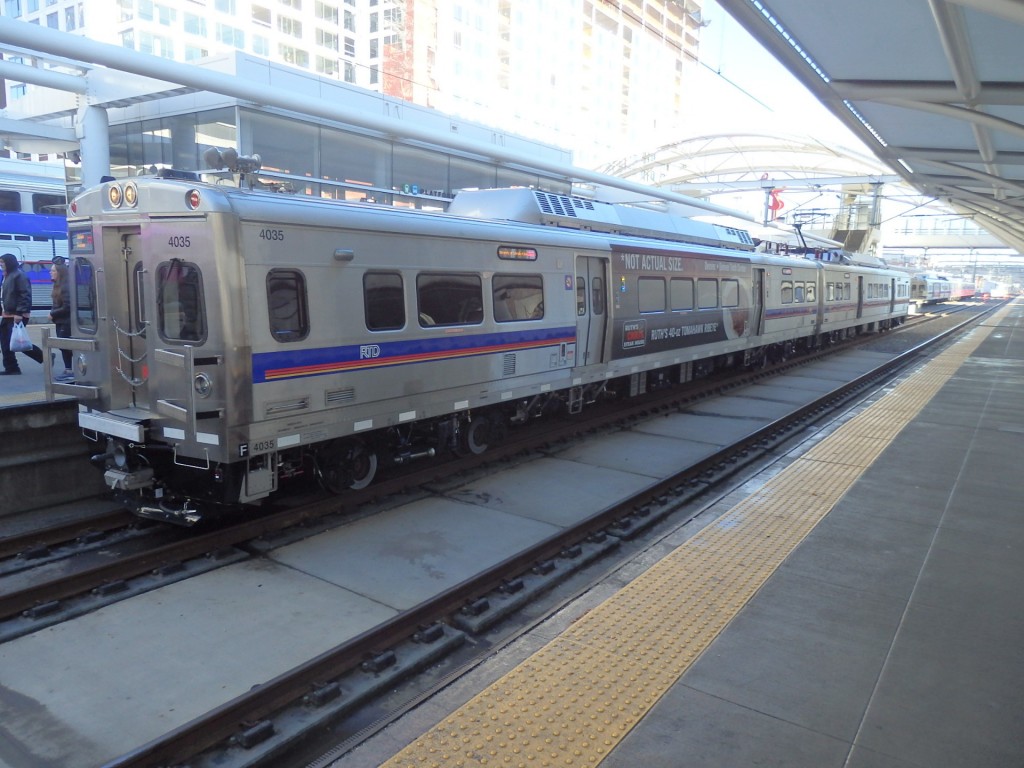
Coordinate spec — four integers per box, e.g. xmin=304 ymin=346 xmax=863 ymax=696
xmin=157 ymin=259 xmax=206 ymax=343
xmin=0 ymin=190 xmax=19 ymax=212
xmin=806 ymin=282 xmax=816 ymax=302
xmin=697 ymin=278 xmax=719 ymax=309
xmin=844 ymin=282 xmax=851 ymax=299
xmin=670 ymin=277 xmax=694 ymax=311
xmin=826 ymin=282 xmax=835 ymax=301
xmin=493 ymin=274 xmax=544 ymax=322
xmin=576 ymin=276 xmax=586 ymax=315
xmin=722 ymin=279 xmax=740 ymax=308
xmin=638 ymin=277 xmax=666 ymax=313
xmin=32 ymin=192 xmax=66 ymax=214
xmin=266 ymin=268 xmax=309 ymax=342
xmin=794 ymin=282 xmax=805 ymax=303
xmin=591 ymin=276 xmax=605 ymax=315
xmin=73 ymin=257 xmax=98 ymax=334
xmin=365 ymin=271 xmax=405 ymax=330
xmin=781 ymin=280 xmax=793 ymax=304
xmin=417 ymin=273 xmax=483 ymax=327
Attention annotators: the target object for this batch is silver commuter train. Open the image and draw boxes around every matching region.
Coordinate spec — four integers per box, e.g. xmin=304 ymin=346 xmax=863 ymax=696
xmin=54 ymin=175 xmax=909 ymax=524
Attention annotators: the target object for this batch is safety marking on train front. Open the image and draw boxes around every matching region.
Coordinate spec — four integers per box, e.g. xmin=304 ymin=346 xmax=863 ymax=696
xmin=381 ymin=304 xmax=1013 ymax=768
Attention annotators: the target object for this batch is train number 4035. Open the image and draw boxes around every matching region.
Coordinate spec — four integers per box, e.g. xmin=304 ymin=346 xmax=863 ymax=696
xmin=259 ymin=228 xmax=285 ymax=241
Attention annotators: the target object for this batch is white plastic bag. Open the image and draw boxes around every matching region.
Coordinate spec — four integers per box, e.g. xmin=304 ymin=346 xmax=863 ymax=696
xmin=10 ymin=321 xmax=32 ymax=352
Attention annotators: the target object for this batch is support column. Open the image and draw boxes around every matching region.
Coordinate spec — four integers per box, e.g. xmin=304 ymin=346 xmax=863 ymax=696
xmin=76 ymin=104 xmax=110 ymax=187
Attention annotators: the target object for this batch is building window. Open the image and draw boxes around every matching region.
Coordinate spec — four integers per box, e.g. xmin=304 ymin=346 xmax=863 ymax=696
xmin=315 ymin=55 xmax=338 ymax=75
xmin=251 ymin=4 xmax=270 ymax=25
xmin=344 ymin=9 xmax=355 ymax=31
xmin=138 ymin=0 xmax=152 ymax=20
xmin=252 ymin=35 xmax=269 ymax=55
xmin=316 ymin=0 xmax=337 ymax=23
xmin=45 ymin=11 xmax=57 ymax=27
xmin=156 ymin=3 xmax=175 ymax=24
xmin=343 ymin=60 xmax=355 ymax=82
xmin=278 ymin=15 xmax=302 ymax=38
xmin=214 ymin=0 xmax=235 ymax=12
xmin=317 ymin=29 xmax=339 ymax=50
xmin=278 ymin=44 xmax=309 ymax=67
xmin=216 ymin=23 xmax=244 ymax=48
xmin=184 ymin=45 xmax=209 ymax=60
xmin=184 ymin=12 xmax=206 ymax=35
xmin=280 ymin=0 xmax=301 ymax=8
xmin=64 ymin=6 xmax=76 ymax=29
xmin=4 ymin=0 xmax=21 ymax=17
xmin=343 ymin=36 xmax=354 ymax=56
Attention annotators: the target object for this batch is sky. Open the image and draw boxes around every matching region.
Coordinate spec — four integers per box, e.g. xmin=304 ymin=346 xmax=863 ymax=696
xmin=682 ymin=1 xmax=867 ymax=152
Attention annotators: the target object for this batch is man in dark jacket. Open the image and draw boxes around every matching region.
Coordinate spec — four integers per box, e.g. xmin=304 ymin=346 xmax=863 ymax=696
xmin=1 ymin=252 xmax=45 ymax=374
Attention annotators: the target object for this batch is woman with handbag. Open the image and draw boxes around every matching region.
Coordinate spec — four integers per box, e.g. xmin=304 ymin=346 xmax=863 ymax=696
xmin=1 ymin=252 xmax=45 ymax=375
xmin=49 ymin=260 xmax=74 ymax=381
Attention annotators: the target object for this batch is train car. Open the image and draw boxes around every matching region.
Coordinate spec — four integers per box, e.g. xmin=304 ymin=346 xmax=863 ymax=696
xmin=0 ymin=158 xmax=69 ymax=321
xmin=909 ymin=274 xmax=951 ymax=307
xmin=53 ymin=173 xmax=908 ymax=524
xmin=947 ymin=279 xmax=976 ymax=301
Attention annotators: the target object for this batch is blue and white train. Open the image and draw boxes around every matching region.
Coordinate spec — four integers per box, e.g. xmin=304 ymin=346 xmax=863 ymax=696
xmin=52 ymin=173 xmax=909 ymax=524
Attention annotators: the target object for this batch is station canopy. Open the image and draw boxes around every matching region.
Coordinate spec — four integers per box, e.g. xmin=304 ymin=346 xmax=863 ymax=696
xmin=718 ymin=0 xmax=1024 ymax=254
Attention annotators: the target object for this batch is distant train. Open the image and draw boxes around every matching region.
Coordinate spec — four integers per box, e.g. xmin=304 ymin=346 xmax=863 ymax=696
xmin=0 ymin=158 xmax=69 ymax=320
xmin=53 ymin=173 xmax=910 ymax=524
xmin=910 ymin=274 xmax=976 ymax=306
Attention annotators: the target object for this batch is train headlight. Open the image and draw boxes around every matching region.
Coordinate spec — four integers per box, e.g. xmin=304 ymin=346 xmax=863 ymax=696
xmin=123 ymin=183 xmax=138 ymax=208
xmin=108 ymin=184 xmax=123 ymax=208
xmin=194 ymin=372 xmax=213 ymax=398
xmin=186 ymin=189 xmax=201 ymax=210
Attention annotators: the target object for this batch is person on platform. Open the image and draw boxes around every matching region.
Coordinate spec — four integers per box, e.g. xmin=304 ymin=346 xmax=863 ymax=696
xmin=49 ymin=260 xmax=74 ymax=381
xmin=1 ymin=252 xmax=45 ymax=375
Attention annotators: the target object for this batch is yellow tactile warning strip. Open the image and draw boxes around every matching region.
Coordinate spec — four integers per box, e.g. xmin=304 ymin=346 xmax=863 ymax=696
xmin=382 ymin=305 xmax=1013 ymax=768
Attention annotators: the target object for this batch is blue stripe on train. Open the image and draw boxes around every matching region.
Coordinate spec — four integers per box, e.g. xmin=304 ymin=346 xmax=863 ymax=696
xmin=252 ymin=325 xmax=577 ymax=383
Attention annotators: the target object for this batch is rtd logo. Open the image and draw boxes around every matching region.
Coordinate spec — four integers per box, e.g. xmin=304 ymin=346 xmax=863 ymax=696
xmin=359 ymin=344 xmax=382 ymax=359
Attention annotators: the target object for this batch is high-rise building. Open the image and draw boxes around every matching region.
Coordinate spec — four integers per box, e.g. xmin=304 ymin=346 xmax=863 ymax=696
xmin=2 ymin=0 xmax=701 ymax=165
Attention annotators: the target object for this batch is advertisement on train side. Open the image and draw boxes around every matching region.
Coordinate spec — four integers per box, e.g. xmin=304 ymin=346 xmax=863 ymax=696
xmin=609 ymin=247 xmax=754 ymax=360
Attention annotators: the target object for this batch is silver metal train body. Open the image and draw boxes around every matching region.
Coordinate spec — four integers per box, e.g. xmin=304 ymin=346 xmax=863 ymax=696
xmin=55 ymin=177 xmax=909 ymax=524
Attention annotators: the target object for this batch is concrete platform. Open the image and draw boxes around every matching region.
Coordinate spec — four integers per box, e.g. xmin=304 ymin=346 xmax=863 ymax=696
xmin=340 ymin=299 xmax=1024 ymax=768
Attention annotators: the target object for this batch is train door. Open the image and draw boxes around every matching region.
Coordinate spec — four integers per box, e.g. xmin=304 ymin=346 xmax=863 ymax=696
xmin=575 ymin=255 xmax=607 ymax=365
xmin=856 ymin=275 xmax=864 ymax=319
xmin=751 ymin=268 xmax=766 ymax=336
xmin=116 ymin=230 xmax=149 ymax=409
xmin=889 ymin=278 xmax=897 ymax=314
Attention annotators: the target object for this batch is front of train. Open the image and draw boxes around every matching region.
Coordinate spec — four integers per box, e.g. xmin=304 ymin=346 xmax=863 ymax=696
xmin=52 ymin=173 xmax=250 ymax=525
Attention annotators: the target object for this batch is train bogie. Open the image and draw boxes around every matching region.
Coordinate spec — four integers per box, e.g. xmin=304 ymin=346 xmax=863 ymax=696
xmin=53 ymin=176 xmax=910 ymax=524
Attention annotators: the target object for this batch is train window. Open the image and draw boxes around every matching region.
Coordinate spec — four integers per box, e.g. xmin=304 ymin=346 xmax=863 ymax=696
xmin=670 ymin=277 xmax=694 ymax=311
xmin=781 ymin=280 xmax=793 ymax=304
xmin=638 ymin=277 xmax=665 ymax=313
xmin=591 ymin=276 xmax=605 ymax=315
xmin=493 ymin=274 xmax=543 ymax=322
xmin=365 ymin=271 xmax=406 ymax=330
xmin=806 ymin=283 xmax=816 ymax=302
xmin=416 ymin=273 xmax=483 ymax=327
xmin=576 ymin=276 xmax=586 ymax=316
xmin=266 ymin=268 xmax=309 ymax=342
xmin=0 ymin=190 xmax=20 ymax=212
xmin=32 ymin=193 xmax=66 ymax=214
xmin=826 ymin=282 xmax=835 ymax=301
xmin=73 ymin=257 xmax=98 ymax=334
xmin=794 ymin=282 xmax=805 ymax=303
xmin=722 ymin=279 xmax=740 ymax=308
xmin=157 ymin=260 xmax=207 ymax=343
xmin=844 ymin=282 xmax=852 ymax=299
xmin=697 ymin=278 xmax=719 ymax=309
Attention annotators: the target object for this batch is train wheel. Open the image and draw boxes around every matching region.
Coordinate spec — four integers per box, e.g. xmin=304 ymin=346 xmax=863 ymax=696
xmin=456 ymin=415 xmax=491 ymax=456
xmin=318 ymin=439 xmax=378 ymax=493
